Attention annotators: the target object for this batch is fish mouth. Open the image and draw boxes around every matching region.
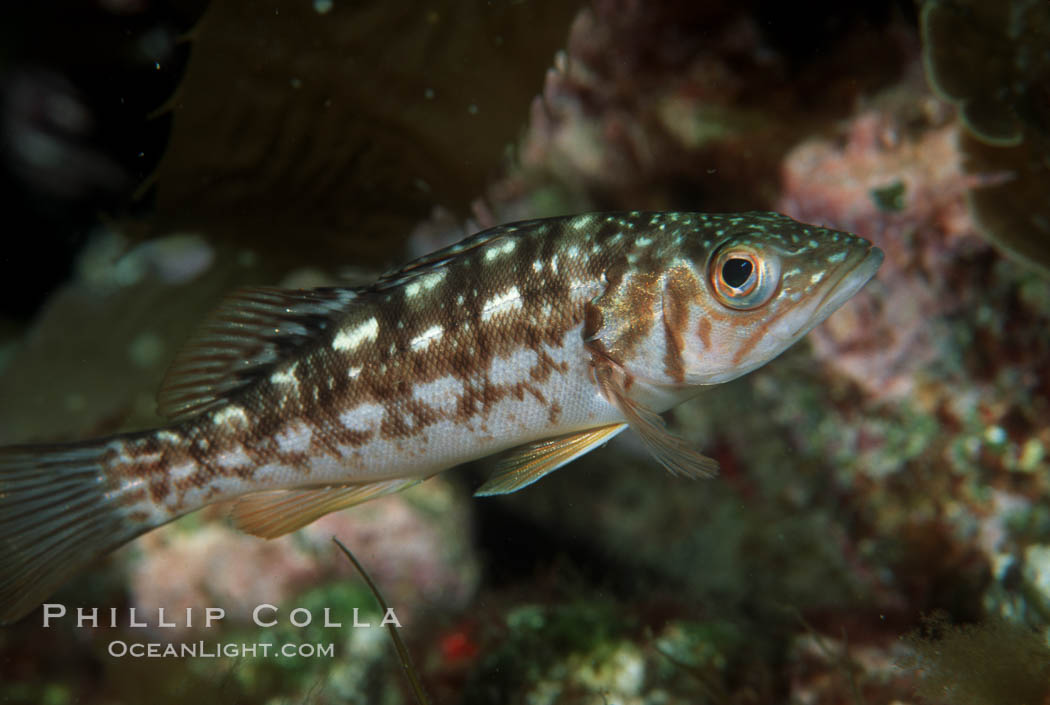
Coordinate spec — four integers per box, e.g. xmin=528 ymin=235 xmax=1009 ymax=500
xmin=792 ymin=244 xmax=884 ymax=337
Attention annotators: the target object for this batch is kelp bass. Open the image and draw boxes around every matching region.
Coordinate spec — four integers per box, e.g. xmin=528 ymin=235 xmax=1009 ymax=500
xmin=0 ymin=211 xmax=882 ymax=622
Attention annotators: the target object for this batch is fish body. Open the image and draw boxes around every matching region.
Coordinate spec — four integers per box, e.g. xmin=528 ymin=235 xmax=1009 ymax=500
xmin=0 ymin=211 xmax=882 ymax=622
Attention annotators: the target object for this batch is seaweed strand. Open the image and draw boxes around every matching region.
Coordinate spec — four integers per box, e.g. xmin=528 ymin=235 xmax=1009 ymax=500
xmin=332 ymin=536 xmax=433 ymax=705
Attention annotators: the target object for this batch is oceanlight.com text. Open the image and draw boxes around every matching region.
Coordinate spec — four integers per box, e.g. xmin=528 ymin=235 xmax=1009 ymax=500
xmin=107 ymin=640 xmax=336 ymax=659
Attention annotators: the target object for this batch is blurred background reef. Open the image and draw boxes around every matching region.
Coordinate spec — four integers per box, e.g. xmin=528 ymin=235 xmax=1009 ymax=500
xmin=0 ymin=0 xmax=1049 ymax=703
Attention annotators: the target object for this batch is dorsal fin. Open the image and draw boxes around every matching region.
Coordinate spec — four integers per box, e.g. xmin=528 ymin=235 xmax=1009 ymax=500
xmin=157 ymin=286 xmax=361 ymax=422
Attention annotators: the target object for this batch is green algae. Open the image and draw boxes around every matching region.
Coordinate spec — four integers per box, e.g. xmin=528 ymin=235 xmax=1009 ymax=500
xmin=463 ymin=598 xmax=632 ymax=701
xmin=870 ymin=180 xmax=907 ymax=213
xmin=652 ymin=619 xmax=746 ymax=699
xmin=460 ymin=594 xmax=754 ymax=704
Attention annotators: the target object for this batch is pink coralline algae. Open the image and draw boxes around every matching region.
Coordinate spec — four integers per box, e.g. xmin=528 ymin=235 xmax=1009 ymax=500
xmin=778 ymin=85 xmax=990 ymax=401
xmin=128 ymin=481 xmax=478 ymax=635
xmin=509 ymin=3 xmax=779 ymax=211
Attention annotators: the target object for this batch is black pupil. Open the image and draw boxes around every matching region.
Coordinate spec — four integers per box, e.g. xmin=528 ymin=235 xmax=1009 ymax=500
xmin=722 ymin=258 xmax=753 ymax=289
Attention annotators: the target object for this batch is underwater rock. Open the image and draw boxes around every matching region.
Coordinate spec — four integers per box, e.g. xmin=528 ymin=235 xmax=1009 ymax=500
xmin=778 ymin=77 xmax=988 ymax=400
xmin=777 ymin=75 xmax=1050 ymax=477
xmin=920 ymin=0 xmax=1050 ymax=274
xmin=789 ymin=631 xmax=914 ymax=705
xmin=129 ymin=478 xmax=478 ymax=635
xmin=460 ymin=597 xmax=747 ymax=705
xmin=505 ymin=0 xmax=914 ymax=216
xmin=0 ymin=228 xmax=284 ymax=444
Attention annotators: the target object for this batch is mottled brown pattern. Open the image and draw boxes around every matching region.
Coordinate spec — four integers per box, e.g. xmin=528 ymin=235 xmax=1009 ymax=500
xmin=112 ymin=215 xmax=679 ymax=504
xmin=95 ymin=211 xmax=872 ymax=518
xmin=106 ymin=215 xmax=621 ymax=508
xmin=590 ymin=270 xmax=662 ymax=367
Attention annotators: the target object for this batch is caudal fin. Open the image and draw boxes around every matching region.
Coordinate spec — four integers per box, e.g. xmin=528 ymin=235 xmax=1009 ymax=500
xmin=0 ymin=443 xmax=144 ymax=624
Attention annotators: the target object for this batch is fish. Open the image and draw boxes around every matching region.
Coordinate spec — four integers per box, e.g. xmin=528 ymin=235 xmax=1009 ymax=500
xmin=0 ymin=211 xmax=883 ymax=623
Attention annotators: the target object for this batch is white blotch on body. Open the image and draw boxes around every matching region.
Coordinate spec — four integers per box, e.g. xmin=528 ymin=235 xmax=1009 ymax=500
xmin=489 ymin=346 xmax=539 ymax=382
xmin=405 ymin=271 xmax=446 ymax=299
xmin=410 ymin=324 xmax=445 ymax=350
xmin=572 ymin=215 xmax=595 ymax=231
xmin=484 ymin=239 xmax=517 ymax=261
xmin=412 ymin=375 xmax=465 ymax=415
xmin=214 ymin=445 xmax=253 ymax=469
xmin=481 ymin=285 xmax=522 ymax=322
xmin=155 ymin=430 xmax=182 ymax=445
xmin=169 ymin=461 xmax=198 ymax=482
xmin=338 ymin=402 xmax=386 ymax=431
xmin=274 ymin=421 xmax=315 ymax=454
xmin=270 ymin=362 xmax=298 ymax=386
xmin=333 ymin=317 xmax=379 ymax=351
xmin=212 ymin=405 xmax=249 ymax=427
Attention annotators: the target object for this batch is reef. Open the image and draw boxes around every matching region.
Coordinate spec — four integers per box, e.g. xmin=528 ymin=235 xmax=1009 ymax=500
xmin=2 ymin=1 xmax=1050 ymax=704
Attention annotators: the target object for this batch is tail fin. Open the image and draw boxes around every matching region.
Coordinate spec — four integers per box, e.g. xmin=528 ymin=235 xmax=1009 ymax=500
xmin=0 ymin=443 xmax=145 ymax=624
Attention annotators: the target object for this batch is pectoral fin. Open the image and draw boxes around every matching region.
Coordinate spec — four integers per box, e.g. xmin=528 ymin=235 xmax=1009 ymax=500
xmin=593 ymin=362 xmax=719 ymax=479
xmin=474 ymin=424 xmax=629 ymax=496
xmin=231 ymin=478 xmax=421 ymax=538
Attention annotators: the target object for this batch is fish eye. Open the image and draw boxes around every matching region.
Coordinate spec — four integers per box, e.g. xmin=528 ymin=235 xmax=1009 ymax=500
xmin=721 ymin=258 xmax=753 ymax=289
xmin=710 ymin=246 xmax=780 ymax=310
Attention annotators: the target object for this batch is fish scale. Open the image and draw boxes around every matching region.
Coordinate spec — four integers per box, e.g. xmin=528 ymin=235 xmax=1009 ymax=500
xmin=0 ymin=210 xmax=883 ymax=622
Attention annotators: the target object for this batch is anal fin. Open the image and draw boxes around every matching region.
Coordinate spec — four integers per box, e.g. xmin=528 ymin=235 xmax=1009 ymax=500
xmin=474 ymin=424 xmax=628 ymax=496
xmin=594 ymin=362 xmax=719 ymax=479
xmin=231 ymin=478 xmax=421 ymax=538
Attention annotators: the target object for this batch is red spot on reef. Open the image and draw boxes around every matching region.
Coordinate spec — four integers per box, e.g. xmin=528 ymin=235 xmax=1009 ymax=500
xmin=439 ymin=629 xmax=479 ymax=664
